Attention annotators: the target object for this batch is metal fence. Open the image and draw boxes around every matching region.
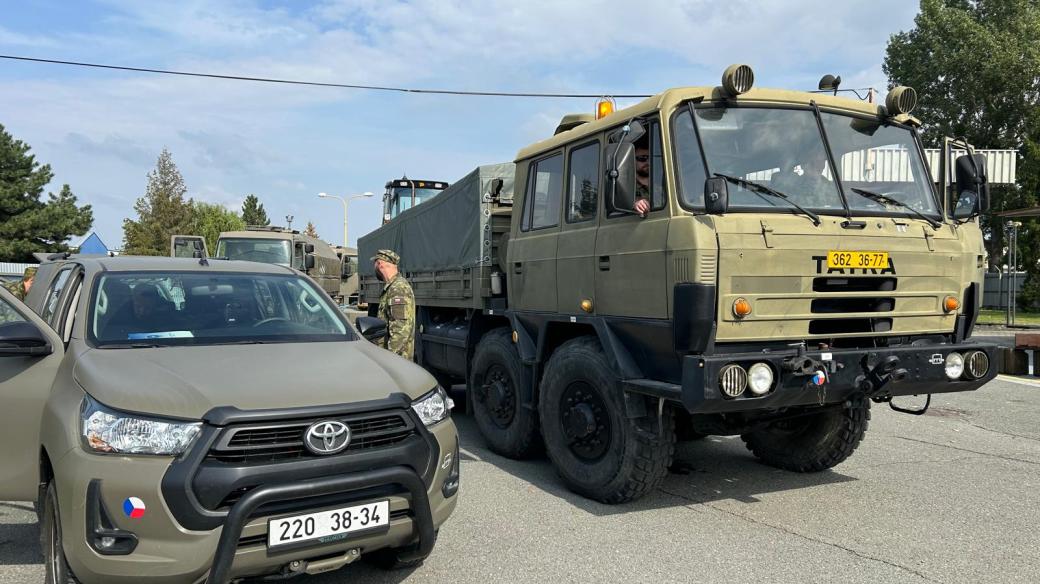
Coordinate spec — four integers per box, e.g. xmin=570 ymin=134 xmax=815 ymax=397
xmin=983 ymin=271 xmax=1027 ymax=309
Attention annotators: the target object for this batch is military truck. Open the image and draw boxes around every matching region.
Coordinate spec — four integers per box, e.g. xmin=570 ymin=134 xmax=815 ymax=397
xmin=359 ymin=64 xmax=998 ymax=504
xmin=173 ymin=226 xmax=344 ymax=301
xmin=382 ymin=176 xmax=450 ymax=224
xmin=334 ymin=245 xmax=361 ymax=306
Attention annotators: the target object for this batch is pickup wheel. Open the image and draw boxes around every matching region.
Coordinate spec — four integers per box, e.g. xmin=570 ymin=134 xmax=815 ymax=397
xmin=741 ymin=395 xmax=871 ymax=472
xmin=469 ymin=328 xmax=542 ymax=458
xmin=41 ymin=481 xmax=81 ymax=584
xmin=539 ymin=336 xmax=675 ymax=504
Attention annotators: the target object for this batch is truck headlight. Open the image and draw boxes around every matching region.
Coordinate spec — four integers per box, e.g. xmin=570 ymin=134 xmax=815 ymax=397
xmin=747 ymin=363 xmax=775 ymax=396
xmin=412 ymin=386 xmax=454 ymax=426
xmin=82 ymin=397 xmax=201 ymax=455
xmin=944 ymin=352 xmax=964 ymax=380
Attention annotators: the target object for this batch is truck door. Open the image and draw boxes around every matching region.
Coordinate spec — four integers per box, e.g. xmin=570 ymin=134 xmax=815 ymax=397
xmin=0 ymin=287 xmax=64 ymax=500
xmin=557 ymin=140 xmax=601 ymax=315
xmin=509 ymin=152 xmax=564 ymax=312
xmin=594 ymin=119 xmax=669 ymax=318
xmin=170 ymin=235 xmax=207 ymax=258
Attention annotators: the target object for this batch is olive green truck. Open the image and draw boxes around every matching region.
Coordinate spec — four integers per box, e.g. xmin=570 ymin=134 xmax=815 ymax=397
xmin=360 ymin=64 xmax=998 ymax=504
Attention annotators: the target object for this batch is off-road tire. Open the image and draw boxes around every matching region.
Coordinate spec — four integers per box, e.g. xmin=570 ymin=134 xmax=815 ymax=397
xmin=741 ymin=395 xmax=871 ymax=472
xmin=41 ymin=481 xmax=80 ymax=584
xmin=539 ymin=336 xmax=675 ymax=504
xmin=469 ymin=328 xmax=542 ymax=458
xmin=366 ymin=531 xmax=437 ymax=570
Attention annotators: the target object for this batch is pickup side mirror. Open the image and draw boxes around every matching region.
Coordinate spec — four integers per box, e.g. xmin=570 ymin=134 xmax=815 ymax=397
xmin=355 ymin=316 xmax=387 ymax=342
xmin=954 ymin=153 xmax=989 ymax=218
xmin=703 ymin=177 xmax=730 ymax=214
xmin=304 ymin=254 xmax=316 ymax=270
xmin=0 ymin=321 xmax=53 ymax=356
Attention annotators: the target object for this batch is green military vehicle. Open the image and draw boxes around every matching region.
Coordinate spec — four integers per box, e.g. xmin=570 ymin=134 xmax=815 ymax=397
xmin=382 ymin=176 xmax=449 ymax=224
xmin=360 ymin=64 xmax=998 ymax=504
xmin=173 ymin=226 xmax=346 ymax=302
xmin=1 ymin=255 xmax=458 ymax=583
xmin=334 ymin=245 xmax=362 ymax=306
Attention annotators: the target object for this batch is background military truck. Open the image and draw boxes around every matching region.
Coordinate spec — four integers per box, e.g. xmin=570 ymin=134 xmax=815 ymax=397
xmin=360 ymin=65 xmax=998 ymax=504
xmin=173 ymin=226 xmax=345 ymax=301
xmin=382 ymin=176 xmax=450 ymax=224
xmin=334 ymin=245 xmax=361 ymax=306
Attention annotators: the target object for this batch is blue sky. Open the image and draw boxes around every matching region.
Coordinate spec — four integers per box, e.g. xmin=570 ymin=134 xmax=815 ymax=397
xmin=0 ymin=0 xmax=921 ymax=249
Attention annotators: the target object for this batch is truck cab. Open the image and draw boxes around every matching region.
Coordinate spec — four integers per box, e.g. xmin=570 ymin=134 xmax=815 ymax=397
xmin=382 ymin=177 xmax=449 ymax=223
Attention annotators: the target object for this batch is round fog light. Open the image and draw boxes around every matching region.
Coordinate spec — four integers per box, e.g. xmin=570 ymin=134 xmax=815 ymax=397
xmin=965 ymin=351 xmax=989 ymax=379
xmin=719 ymin=364 xmax=747 ymax=398
xmin=747 ymin=363 xmax=774 ymax=396
xmin=945 ymin=352 xmax=964 ymax=380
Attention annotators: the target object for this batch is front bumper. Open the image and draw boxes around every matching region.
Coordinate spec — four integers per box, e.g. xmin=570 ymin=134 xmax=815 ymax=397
xmin=674 ymin=342 xmax=998 ymax=414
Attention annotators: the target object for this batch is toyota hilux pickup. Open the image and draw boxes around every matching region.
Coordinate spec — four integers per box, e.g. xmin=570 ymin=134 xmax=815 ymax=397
xmin=0 ymin=255 xmax=458 ymax=583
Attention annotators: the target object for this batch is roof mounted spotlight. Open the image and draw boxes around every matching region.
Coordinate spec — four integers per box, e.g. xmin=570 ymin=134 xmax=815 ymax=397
xmin=818 ymin=74 xmax=842 ymax=95
xmin=886 ymin=86 xmax=918 ymax=115
xmin=721 ymin=64 xmax=754 ymax=96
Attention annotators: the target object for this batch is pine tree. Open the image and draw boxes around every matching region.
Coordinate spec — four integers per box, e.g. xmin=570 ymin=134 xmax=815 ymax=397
xmin=122 ymin=148 xmax=194 ymax=256
xmin=0 ymin=124 xmax=93 ymax=261
xmin=241 ymin=194 xmax=270 ymax=226
xmin=303 ymin=221 xmax=319 ymax=239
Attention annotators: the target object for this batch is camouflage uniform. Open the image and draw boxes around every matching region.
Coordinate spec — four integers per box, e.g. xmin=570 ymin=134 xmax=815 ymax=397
xmin=372 ymin=250 xmax=416 ymax=360
xmin=3 ymin=266 xmax=37 ymax=301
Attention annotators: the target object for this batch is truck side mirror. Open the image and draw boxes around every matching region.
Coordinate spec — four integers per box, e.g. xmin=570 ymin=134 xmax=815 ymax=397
xmin=305 ymin=243 xmax=315 ymax=254
xmin=355 ymin=316 xmax=387 ymax=342
xmin=607 ymin=142 xmax=637 ymax=214
xmin=342 ymin=260 xmax=355 ymax=278
xmin=305 ymin=254 xmax=316 ymax=270
xmin=703 ymin=177 xmax=730 ymax=214
xmin=954 ymin=153 xmax=989 ymax=218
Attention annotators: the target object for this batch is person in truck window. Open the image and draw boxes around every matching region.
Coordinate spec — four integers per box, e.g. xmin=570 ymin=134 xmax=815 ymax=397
xmin=634 ymin=144 xmax=651 ymax=216
xmin=772 ymin=153 xmax=836 ymax=207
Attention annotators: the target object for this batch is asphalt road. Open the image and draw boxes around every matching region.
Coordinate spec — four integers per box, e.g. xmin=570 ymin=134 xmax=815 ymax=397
xmin=2 ymin=376 xmax=1038 ymax=584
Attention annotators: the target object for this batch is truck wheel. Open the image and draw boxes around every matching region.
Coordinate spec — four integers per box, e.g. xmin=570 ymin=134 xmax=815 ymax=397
xmin=469 ymin=328 xmax=542 ymax=459
xmin=539 ymin=336 xmax=675 ymax=504
xmin=741 ymin=395 xmax=871 ymax=472
xmin=41 ymin=481 xmax=81 ymax=584
xmin=366 ymin=531 xmax=437 ymax=570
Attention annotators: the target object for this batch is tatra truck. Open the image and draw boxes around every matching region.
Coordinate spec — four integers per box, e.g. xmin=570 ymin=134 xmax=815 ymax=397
xmin=359 ymin=65 xmax=997 ymax=503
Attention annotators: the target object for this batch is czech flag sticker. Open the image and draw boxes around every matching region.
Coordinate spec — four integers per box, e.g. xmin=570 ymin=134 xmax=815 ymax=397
xmin=811 ymin=370 xmax=828 ymax=386
xmin=123 ymin=497 xmax=146 ymax=519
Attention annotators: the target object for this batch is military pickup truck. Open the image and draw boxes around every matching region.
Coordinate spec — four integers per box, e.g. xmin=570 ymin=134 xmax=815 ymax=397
xmin=360 ymin=64 xmax=998 ymax=504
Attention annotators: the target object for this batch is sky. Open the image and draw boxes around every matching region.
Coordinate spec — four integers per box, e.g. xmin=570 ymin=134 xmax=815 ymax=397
xmin=0 ymin=0 xmax=922 ymax=249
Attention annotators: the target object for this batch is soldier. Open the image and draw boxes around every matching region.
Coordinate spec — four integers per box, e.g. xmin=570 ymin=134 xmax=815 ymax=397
xmin=634 ymin=144 xmax=651 ymax=216
xmin=371 ymin=249 xmax=415 ymax=360
xmin=3 ymin=266 xmax=37 ymax=301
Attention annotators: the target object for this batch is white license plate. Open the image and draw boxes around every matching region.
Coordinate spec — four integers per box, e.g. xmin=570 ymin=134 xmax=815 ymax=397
xmin=267 ymin=500 xmax=389 ymax=549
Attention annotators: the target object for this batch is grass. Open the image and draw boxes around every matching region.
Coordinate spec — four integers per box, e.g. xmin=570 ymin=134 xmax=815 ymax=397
xmin=977 ymin=309 xmax=1040 ymax=326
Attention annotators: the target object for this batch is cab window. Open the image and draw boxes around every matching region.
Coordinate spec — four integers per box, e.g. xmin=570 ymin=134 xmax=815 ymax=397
xmin=521 ymin=153 xmax=564 ymax=231
xmin=40 ymin=266 xmax=73 ymax=323
xmin=566 ymin=141 xmax=600 ymax=223
xmin=607 ymin=118 xmax=666 ymax=217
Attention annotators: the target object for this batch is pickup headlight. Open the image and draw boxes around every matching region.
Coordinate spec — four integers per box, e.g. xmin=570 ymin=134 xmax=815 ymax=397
xmin=412 ymin=386 xmax=454 ymax=426
xmin=82 ymin=397 xmax=201 ymax=455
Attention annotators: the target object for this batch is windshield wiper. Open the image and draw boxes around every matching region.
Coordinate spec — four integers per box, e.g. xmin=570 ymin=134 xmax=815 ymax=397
xmin=100 ymin=342 xmax=165 ymax=349
xmin=849 ymin=187 xmax=942 ymax=229
xmin=713 ymin=173 xmax=821 ymax=226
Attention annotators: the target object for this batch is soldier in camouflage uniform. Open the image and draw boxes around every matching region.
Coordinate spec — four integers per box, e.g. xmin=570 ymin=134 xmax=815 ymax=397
xmin=371 ymin=249 xmax=415 ymax=360
xmin=634 ymin=144 xmax=651 ymax=216
xmin=3 ymin=266 xmax=37 ymax=301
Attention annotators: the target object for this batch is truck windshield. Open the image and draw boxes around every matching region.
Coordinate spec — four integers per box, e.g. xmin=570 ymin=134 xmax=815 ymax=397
xmin=387 ymin=187 xmax=444 ymax=219
xmin=90 ymin=272 xmax=352 ymax=347
xmin=675 ymin=106 xmax=939 ymax=218
xmin=216 ymin=238 xmax=292 ymax=266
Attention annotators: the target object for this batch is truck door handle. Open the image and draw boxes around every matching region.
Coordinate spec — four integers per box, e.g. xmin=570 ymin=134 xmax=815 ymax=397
xmin=513 ymin=262 xmax=523 ymax=275
xmin=598 ymin=256 xmax=611 ymax=271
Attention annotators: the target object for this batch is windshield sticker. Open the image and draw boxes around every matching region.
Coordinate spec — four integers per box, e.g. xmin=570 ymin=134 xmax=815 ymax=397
xmin=127 ymin=331 xmax=195 ymax=340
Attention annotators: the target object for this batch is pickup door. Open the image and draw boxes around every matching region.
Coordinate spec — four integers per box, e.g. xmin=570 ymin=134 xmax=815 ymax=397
xmin=0 ymin=287 xmax=64 ymax=500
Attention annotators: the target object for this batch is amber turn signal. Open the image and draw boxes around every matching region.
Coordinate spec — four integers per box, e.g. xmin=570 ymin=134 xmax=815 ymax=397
xmin=943 ymin=296 xmax=960 ymax=313
xmin=733 ymin=297 xmax=752 ymax=318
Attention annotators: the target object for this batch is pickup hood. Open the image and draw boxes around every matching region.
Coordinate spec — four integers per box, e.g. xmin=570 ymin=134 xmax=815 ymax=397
xmin=73 ymin=341 xmax=435 ymax=420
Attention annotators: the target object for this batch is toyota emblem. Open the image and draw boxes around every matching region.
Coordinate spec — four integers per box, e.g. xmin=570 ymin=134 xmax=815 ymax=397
xmin=304 ymin=420 xmax=351 ymax=455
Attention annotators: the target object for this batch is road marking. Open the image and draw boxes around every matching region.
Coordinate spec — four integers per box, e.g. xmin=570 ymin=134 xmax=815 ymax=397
xmin=996 ymin=374 xmax=1040 ymax=387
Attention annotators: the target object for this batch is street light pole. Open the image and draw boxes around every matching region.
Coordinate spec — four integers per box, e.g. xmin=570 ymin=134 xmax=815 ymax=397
xmin=318 ymin=192 xmax=374 ymax=247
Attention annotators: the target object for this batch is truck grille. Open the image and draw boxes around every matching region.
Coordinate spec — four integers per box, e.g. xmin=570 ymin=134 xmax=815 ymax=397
xmin=207 ymin=411 xmax=415 ymax=465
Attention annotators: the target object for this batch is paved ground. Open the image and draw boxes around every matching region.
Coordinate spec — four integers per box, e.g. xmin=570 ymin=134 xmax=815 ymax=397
xmin=2 ymin=376 xmax=1038 ymax=584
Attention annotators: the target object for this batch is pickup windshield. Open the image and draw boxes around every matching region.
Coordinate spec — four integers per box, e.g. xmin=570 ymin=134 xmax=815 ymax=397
xmin=90 ymin=272 xmax=351 ymax=347
xmin=216 ymin=238 xmax=292 ymax=266
xmin=674 ymin=106 xmax=940 ymax=218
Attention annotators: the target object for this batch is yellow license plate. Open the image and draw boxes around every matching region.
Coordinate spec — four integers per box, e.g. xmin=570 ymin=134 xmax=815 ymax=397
xmin=826 ymin=251 xmax=889 ymax=269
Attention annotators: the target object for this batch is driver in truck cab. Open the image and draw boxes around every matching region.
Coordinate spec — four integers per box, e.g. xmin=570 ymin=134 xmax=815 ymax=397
xmin=634 ymin=144 xmax=651 ymax=216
